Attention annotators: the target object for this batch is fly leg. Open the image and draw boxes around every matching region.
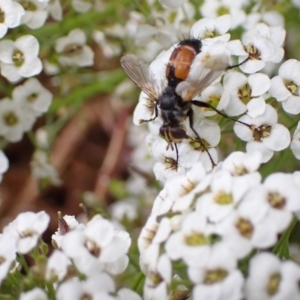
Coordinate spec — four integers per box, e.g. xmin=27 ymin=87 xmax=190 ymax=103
xmin=139 ymin=103 xmax=159 ymax=124
xmin=191 ymin=100 xmax=251 ymax=128
xmin=187 ymin=108 xmax=216 ymax=168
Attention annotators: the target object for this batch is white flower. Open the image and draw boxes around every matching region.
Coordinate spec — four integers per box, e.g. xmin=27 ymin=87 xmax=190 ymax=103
xmin=0 ymin=35 xmax=42 ymax=82
xmin=16 ymin=0 xmax=48 ymax=29
xmin=216 ymin=199 xmax=278 ymax=259
xmin=228 ymin=23 xmax=285 ymax=74
xmin=56 ymin=275 xmax=115 ymax=300
xmin=269 ymin=59 xmax=300 ymax=115
xmin=291 ymin=121 xmax=300 ymax=160
xmin=0 ymin=0 xmax=24 ymax=38
xmin=260 ymin=172 xmax=300 ymax=233
xmin=52 ymin=214 xmax=83 ymax=249
xmin=0 ymin=234 xmax=17 ymax=285
xmin=31 ymin=150 xmax=61 ymax=186
xmin=159 ymin=0 xmax=183 ymax=9
xmin=47 ymin=0 xmax=62 ymax=21
xmin=0 ymin=98 xmax=35 ymax=142
xmin=143 ymin=254 xmax=172 ymax=300
xmin=223 ymin=71 xmax=270 ymax=117
xmin=191 ymin=15 xmax=231 ymax=42
xmin=13 ymin=78 xmax=52 ymax=117
xmin=61 ymin=215 xmax=131 ymax=276
xmin=200 ymin=0 xmax=247 ymax=29
xmin=45 ymin=250 xmax=71 ymax=282
xmin=246 ymin=252 xmax=300 ymax=300
xmin=19 ymin=288 xmax=48 ymax=300
xmin=55 ymin=29 xmax=94 ymax=67
xmin=0 ymin=151 xmax=9 ymax=183
xmin=198 ymin=82 xmax=230 ymax=117
xmin=3 ymin=211 xmax=50 ymax=254
xmin=165 ymin=212 xmax=216 ymax=267
xmin=164 ymin=162 xmax=209 ymax=212
xmin=234 ymin=104 xmax=290 ymax=163
xmin=117 ymin=288 xmax=142 ymax=300
xmin=110 ymin=198 xmax=138 ymax=221
xmin=198 ymin=171 xmax=247 ymax=223
xmin=190 ymin=244 xmax=244 ymax=300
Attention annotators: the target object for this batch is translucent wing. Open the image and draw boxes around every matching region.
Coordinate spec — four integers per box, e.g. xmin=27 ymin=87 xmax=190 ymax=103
xmin=176 ymin=43 xmax=229 ymax=101
xmin=121 ymin=54 xmax=162 ymax=101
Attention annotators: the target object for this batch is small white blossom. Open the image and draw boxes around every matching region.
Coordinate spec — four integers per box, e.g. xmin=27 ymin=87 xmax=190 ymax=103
xmin=19 ymin=288 xmax=48 ymax=300
xmin=246 ymin=252 xmax=300 ymax=300
xmin=0 ymin=35 xmax=42 ymax=82
xmin=269 ymin=59 xmax=300 ymax=115
xmin=200 ymin=0 xmax=247 ymax=29
xmin=61 ymin=215 xmax=131 ymax=276
xmin=55 ymin=29 xmax=94 ymax=67
xmin=13 ymin=78 xmax=53 ymax=117
xmin=0 ymin=0 xmax=24 ymax=38
xmin=56 ymin=275 xmax=115 ymax=300
xmin=47 ymin=0 xmax=62 ymax=21
xmin=223 ymin=71 xmax=270 ymax=117
xmin=234 ymin=105 xmax=290 ymax=162
xmin=3 ymin=211 xmax=50 ymax=254
xmin=228 ymin=23 xmax=285 ymax=74
xmin=0 ymin=234 xmax=17 ymax=285
xmin=191 ymin=15 xmax=231 ymax=42
xmin=191 ymin=244 xmax=244 ymax=300
xmin=31 ymin=150 xmax=62 ymax=186
xmin=291 ymin=121 xmax=300 ymax=160
xmin=16 ymin=0 xmax=48 ymax=29
xmin=45 ymin=250 xmax=71 ymax=282
xmin=0 ymin=98 xmax=35 ymax=142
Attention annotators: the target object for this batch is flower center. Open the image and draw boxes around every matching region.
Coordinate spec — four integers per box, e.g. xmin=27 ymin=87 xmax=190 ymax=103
xmin=81 ymin=293 xmax=92 ymax=300
xmin=238 ymin=83 xmax=252 ymax=104
xmin=235 ymin=217 xmax=253 ymax=238
xmin=203 ymin=268 xmax=228 ymax=284
xmin=20 ymin=229 xmax=37 ymax=238
xmin=85 ymin=240 xmax=101 ymax=257
xmin=164 ymin=156 xmax=178 ymax=170
xmin=268 ymin=191 xmax=286 ymax=209
xmin=204 ymin=30 xmax=219 ymax=39
xmin=179 ymin=179 xmax=196 ymax=197
xmin=184 ymin=231 xmax=210 ymax=246
xmin=267 ymin=273 xmax=281 ymax=296
xmin=244 ymin=44 xmax=261 ymax=60
xmin=149 ymin=272 xmax=163 ymax=286
xmin=3 ymin=111 xmax=19 ymax=126
xmin=233 ymin=165 xmax=248 ymax=176
xmin=190 ymin=138 xmax=210 ymax=152
xmin=206 ymin=94 xmax=221 ymax=110
xmin=214 ymin=191 xmax=233 ymax=205
xmin=64 ymin=44 xmax=83 ymax=56
xmin=252 ymin=125 xmax=272 ymax=141
xmin=286 ymin=81 xmax=299 ymax=96
xmin=21 ymin=0 xmax=37 ymax=11
xmin=27 ymin=93 xmax=38 ymax=103
xmin=0 ymin=9 xmax=5 ymax=23
xmin=217 ymin=6 xmax=230 ymax=16
xmin=13 ymin=50 xmax=25 ymax=67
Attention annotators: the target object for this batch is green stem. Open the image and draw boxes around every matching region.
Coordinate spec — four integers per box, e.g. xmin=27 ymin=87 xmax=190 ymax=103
xmin=46 ymin=282 xmax=56 ymax=300
xmin=132 ymin=271 xmax=144 ymax=292
xmin=272 ymin=217 xmax=298 ymax=259
xmin=17 ymin=255 xmax=30 ymax=275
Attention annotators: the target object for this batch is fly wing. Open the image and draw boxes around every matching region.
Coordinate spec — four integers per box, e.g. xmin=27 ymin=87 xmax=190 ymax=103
xmin=176 ymin=42 xmax=230 ymax=101
xmin=120 ymin=54 xmax=163 ymax=101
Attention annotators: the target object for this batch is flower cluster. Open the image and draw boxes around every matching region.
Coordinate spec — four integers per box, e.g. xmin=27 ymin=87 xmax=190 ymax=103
xmin=0 ymin=211 xmax=141 ymax=299
xmin=138 ymin=152 xmax=300 ymax=299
